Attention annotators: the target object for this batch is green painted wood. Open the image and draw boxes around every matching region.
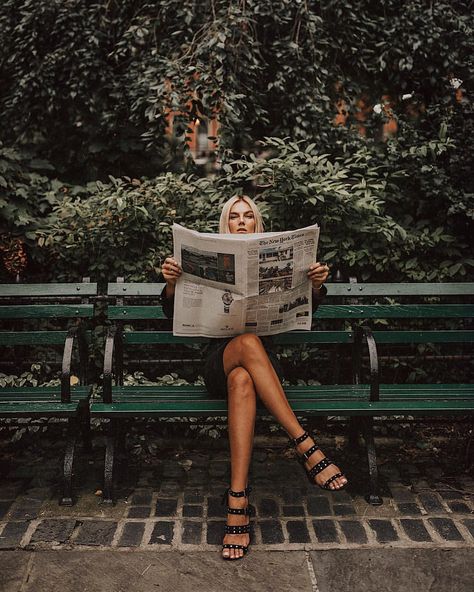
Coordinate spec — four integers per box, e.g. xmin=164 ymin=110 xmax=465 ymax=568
xmin=108 ymin=383 xmax=474 ymax=397
xmin=314 ymin=304 xmax=474 ymax=319
xmin=0 ymin=331 xmax=93 ymax=346
xmin=107 ymin=282 xmax=474 ymax=298
xmin=108 ymin=304 xmax=474 ymax=320
xmin=0 ymin=304 xmax=94 ymax=319
xmin=324 ymin=283 xmax=474 ymax=297
xmin=122 ymin=330 xmax=354 ymax=345
xmin=372 ymin=330 xmax=474 ymax=344
xmin=0 ymin=387 xmax=91 ymax=401
xmin=90 ymin=398 xmax=474 ymax=417
xmin=108 ymin=283 xmax=164 ymax=297
xmin=0 ymin=402 xmax=79 ymax=417
xmin=0 ymin=283 xmax=97 ymax=297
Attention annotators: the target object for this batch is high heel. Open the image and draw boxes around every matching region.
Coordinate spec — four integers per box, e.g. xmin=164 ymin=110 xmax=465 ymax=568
xmin=289 ymin=431 xmax=348 ymax=491
xmin=221 ymin=486 xmax=252 ymax=560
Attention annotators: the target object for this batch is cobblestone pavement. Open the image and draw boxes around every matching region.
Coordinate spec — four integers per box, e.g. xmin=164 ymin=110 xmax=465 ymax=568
xmin=0 ymin=433 xmax=473 ymax=553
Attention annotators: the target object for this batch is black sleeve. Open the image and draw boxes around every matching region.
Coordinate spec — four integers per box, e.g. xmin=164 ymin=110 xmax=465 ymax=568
xmin=312 ymin=284 xmax=327 ymax=312
xmin=160 ymin=283 xmax=175 ymax=319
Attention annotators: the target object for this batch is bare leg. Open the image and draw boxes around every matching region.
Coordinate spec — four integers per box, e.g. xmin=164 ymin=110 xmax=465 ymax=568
xmin=223 ymin=334 xmax=347 ymax=490
xmin=222 ymin=367 xmax=255 ymax=560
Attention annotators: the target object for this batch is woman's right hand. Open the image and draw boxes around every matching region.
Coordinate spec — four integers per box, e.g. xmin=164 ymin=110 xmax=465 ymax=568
xmin=162 ymin=257 xmax=182 ymax=299
xmin=162 ymin=257 xmax=182 ymax=286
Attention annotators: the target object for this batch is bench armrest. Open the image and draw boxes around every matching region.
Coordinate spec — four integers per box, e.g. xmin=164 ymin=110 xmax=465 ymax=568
xmin=353 ymin=325 xmax=380 ymax=402
xmin=61 ymin=326 xmax=89 ymax=403
xmin=103 ymin=326 xmax=123 ymax=403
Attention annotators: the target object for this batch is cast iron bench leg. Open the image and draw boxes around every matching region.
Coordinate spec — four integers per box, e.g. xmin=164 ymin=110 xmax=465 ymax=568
xmin=60 ymin=417 xmax=78 ymax=506
xmin=103 ymin=418 xmax=118 ymax=505
xmin=361 ymin=416 xmax=383 ymax=506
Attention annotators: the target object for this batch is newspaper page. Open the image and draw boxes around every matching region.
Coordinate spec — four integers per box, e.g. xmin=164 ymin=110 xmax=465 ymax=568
xmin=172 ymin=223 xmax=319 ymax=337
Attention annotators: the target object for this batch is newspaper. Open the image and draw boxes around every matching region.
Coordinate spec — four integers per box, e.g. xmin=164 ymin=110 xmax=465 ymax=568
xmin=172 ymin=222 xmax=320 ymax=337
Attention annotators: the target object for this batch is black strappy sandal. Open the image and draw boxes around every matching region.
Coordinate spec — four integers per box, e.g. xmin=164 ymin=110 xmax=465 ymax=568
xmin=290 ymin=431 xmax=348 ymax=491
xmin=221 ymin=486 xmax=252 ymax=560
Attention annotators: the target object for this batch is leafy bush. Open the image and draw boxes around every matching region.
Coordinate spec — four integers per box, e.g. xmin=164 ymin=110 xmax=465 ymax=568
xmin=36 ymin=137 xmax=473 ymax=282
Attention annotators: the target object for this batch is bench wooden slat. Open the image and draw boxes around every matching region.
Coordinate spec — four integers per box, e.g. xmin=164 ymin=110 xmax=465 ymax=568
xmin=0 ymin=283 xmax=98 ymax=297
xmin=108 ymin=304 xmax=474 ymax=321
xmin=1 ymin=387 xmax=91 ymax=401
xmin=0 ymin=331 xmax=93 ymax=346
xmin=107 ymin=282 xmax=474 ymax=298
xmin=122 ymin=330 xmax=355 ymax=345
xmin=0 ymin=402 xmax=81 ymax=417
xmin=372 ymin=330 xmax=474 ymax=343
xmin=0 ymin=305 xmax=94 ymax=319
xmin=90 ymin=398 xmax=474 ymax=417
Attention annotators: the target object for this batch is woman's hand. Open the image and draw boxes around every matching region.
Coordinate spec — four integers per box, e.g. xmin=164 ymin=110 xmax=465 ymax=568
xmin=162 ymin=257 xmax=182 ymax=298
xmin=308 ymin=262 xmax=329 ymax=292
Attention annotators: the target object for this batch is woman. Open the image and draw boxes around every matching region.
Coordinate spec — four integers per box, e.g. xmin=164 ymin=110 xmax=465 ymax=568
xmin=161 ymin=195 xmax=348 ymax=560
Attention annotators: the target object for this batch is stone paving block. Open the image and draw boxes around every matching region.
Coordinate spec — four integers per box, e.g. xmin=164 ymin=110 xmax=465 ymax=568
xmin=400 ymin=519 xmax=432 ymax=542
xmin=182 ymin=521 xmax=202 ymax=544
xmin=312 ymin=519 xmax=339 ymax=543
xmin=182 ymin=505 xmax=203 ymax=518
xmin=0 ymin=522 xmax=29 ymax=548
xmin=333 ymin=503 xmax=356 ymax=516
xmin=127 ymin=506 xmax=151 ymax=519
xmin=0 ymin=501 xmax=12 ymax=519
xmin=206 ymin=521 xmax=225 ymax=545
xmin=339 ymin=520 xmax=367 ymax=544
xmin=30 ymin=519 xmax=76 ymax=544
xmin=154 ymin=498 xmax=178 ymax=517
xmin=207 ymin=496 xmax=224 ymax=518
xmin=257 ymin=498 xmax=279 ymax=517
xmin=9 ymin=503 xmax=42 ymax=521
xmin=396 ymin=502 xmax=422 ymax=515
xmin=282 ymin=505 xmax=305 ymax=517
xmin=461 ymin=519 xmax=474 ymax=539
xmin=183 ymin=489 xmax=204 ymax=504
xmin=149 ymin=521 xmax=174 ymax=545
xmin=368 ymin=519 xmax=398 ymax=543
xmin=259 ymin=520 xmax=284 ymax=544
xmin=429 ymin=518 xmax=464 ymax=541
xmin=130 ymin=491 xmax=153 ymax=506
xmin=307 ymin=496 xmax=331 ymax=516
xmin=280 ymin=488 xmax=304 ymax=504
xmin=118 ymin=522 xmax=145 ymax=547
xmin=448 ymin=502 xmax=471 ymax=514
xmin=329 ymin=489 xmax=352 ymax=503
xmin=437 ymin=489 xmax=463 ymax=500
xmin=75 ymin=520 xmax=118 ymax=546
xmin=418 ymin=493 xmax=445 ymax=513
xmin=286 ymin=520 xmax=310 ymax=543
xmin=186 ymin=470 xmax=208 ymax=487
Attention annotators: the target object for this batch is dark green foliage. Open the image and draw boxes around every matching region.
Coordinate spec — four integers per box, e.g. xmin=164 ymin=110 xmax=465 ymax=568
xmin=0 ymin=1 xmax=472 ymax=282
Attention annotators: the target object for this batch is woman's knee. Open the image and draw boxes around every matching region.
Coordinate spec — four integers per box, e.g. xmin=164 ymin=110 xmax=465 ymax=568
xmin=230 ymin=333 xmax=264 ymax=357
xmin=227 ymin=367 xmax=255 ymax=395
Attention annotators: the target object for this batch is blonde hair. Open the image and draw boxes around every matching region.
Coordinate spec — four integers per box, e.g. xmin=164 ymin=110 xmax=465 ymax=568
xmin=219 ymin=195 xmax=264 ymax=234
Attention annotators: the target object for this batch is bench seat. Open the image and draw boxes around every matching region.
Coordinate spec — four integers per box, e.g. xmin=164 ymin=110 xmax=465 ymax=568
xmin=90 ymin=383 xmax=474 ymax=416
xmin=0 ymin=386 xmax=91 ymax=416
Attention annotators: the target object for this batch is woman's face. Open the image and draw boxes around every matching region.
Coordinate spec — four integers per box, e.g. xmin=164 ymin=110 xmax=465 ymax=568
xmin=228 ymin=200 xmax=256 ymax=234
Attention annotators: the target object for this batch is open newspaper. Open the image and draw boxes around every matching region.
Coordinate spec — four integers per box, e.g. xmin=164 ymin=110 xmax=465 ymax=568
xmin=172 ymin=223 xmax=320 ymax=337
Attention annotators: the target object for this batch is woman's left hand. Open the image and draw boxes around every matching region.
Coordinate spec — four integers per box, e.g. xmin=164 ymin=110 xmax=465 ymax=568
xmin=308 ymin=262 xmax=329 ymax=291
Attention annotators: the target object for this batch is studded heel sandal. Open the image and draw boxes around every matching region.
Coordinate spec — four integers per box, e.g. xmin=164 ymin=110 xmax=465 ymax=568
xmin=290 ymin=431 xmax=348 ymax=491
xmin=221 ymin=486 xmax=252 ymax=560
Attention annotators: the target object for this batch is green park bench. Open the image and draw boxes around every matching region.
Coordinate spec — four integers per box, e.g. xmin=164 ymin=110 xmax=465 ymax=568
xmin=93 ymin=281 xmax=474 ymax=505
xmin=0 ymin=281 xmax=96 ymax=505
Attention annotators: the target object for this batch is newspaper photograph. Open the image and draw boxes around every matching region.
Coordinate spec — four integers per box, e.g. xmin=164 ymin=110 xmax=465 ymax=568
xmin=171 ymin=223 xmax=320 ymax=337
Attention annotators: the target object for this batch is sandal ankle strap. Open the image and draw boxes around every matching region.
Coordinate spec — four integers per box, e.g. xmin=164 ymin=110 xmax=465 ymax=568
xmin=222 ymin=485 xmax=251 ymax=504
xmin=289 ymin=431 xmax=309 ymax=447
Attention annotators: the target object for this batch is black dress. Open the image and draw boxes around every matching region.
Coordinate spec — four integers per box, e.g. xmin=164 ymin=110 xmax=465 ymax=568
xmin=160 ymin=285 xmax=326 ymax=398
